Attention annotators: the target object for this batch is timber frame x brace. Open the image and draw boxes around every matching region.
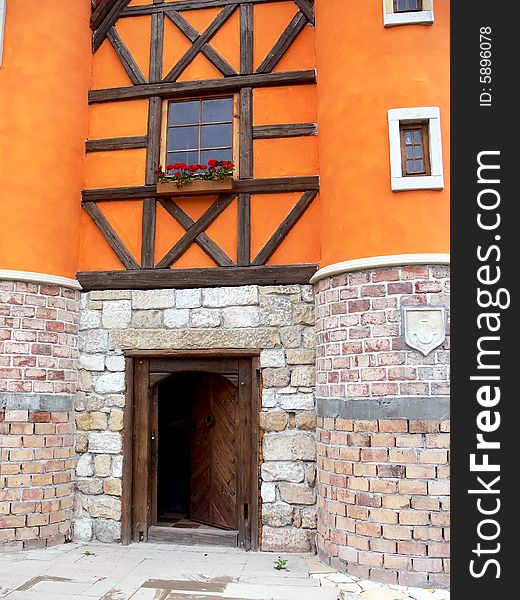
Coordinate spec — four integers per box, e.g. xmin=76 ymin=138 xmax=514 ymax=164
xmin=81 ymin=0 xmax=319 ymax=291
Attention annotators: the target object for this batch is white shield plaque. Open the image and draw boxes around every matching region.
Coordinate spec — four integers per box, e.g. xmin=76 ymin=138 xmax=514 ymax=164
xmin=403 ymin=306 xmax=446 ymax=356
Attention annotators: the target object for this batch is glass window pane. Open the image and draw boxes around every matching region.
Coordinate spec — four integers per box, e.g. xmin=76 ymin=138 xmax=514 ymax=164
xmin=406 ymin=146 xmax=414 ymax=159
xmin=413 ymin=129 xmax=422 ymax=144
xmin=404 ymin=131 xmax=413 ymax=145
xmin=201 ymin=124 xmax=232 ymax=149
xmin=413 ymin=145 xmax=423 ymax=159
xmin=168 ymin=151 xmax=199 ymax=166
xmin=201 ymin=149 xmax=233 ymax=164
xmin=202 ymin=98 xmax=233 ymax=123
xmin=169 ymin=101 xmax=199 ymax=126
xmin=168 ymin=126 xmax=199 ymax=152
xmin=407 ymin=160 xmax=415 ymax=173
xmin=415 ymin=159 xmax=424 ymax=172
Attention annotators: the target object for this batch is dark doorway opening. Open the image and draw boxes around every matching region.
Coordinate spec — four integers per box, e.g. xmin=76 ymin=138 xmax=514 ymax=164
xmin=156 ymin=371 xmax=240 ymax=533
xmin=124 ymin=352 xmax=259 ymax=549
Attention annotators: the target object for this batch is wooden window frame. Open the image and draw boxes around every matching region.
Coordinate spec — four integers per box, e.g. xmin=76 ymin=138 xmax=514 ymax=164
xmin=160 ymin=94 xmax=240 ymax=179
xmin=399 ymin=122 xmax=431 ymax=177
xmin=388 ymin=106 xmax=444 ymax=191
xmin=0 ymin=0 xmax=6 ymax=67
xmin=393 ymin=0 xmax=422 ymax=13
xmin=383 ymin=0 xmax=434 ymax=27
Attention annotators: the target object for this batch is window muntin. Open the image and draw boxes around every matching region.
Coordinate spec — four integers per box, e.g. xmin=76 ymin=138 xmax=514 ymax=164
xmin=166 ymin=97 xmax=234 ymax=167
xmin=400 ymin=123 xmax=431 ymax=176
xmin=394 ymin=0 xmax=422 ymax=13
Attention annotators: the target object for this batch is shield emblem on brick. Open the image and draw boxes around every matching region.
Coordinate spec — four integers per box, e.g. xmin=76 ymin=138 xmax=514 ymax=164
xmin=403 ymin=306 xmax=446 ymax=356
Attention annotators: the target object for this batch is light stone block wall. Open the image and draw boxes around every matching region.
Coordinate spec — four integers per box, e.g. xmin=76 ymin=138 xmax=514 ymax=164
xmin=74 ymin=285 xmax=317 ymax=551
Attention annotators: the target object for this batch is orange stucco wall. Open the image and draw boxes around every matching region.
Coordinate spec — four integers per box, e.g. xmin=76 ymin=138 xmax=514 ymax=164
xmin=0 ymin=0 xmax=91 ymax=279
xmin=315 ymin=0 xmax=450 ymax=268
xmin=79 ymin=1 xmax=320 ymax=271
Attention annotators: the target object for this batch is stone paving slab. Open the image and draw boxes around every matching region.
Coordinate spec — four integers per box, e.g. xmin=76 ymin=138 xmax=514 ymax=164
xmin=0 ymin=543 xmax=449 ymax=600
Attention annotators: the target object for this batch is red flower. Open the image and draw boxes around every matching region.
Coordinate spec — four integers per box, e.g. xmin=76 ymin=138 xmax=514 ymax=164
xmin=199 ymin=164 xmax=207 ymax=170
xmin=172 ymin=163 xmax=185 ymax=169
xmin=165 ymin=164 xmax=175 ymax=171
xmin=208 ymin=159 xmax=218 ymax=167
xmin=174 ymin=172 xmax=181 ymax=178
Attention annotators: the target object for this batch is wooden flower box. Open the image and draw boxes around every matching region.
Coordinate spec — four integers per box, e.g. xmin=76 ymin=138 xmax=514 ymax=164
xmin=156 ymin=178 xmax=235 ymax=196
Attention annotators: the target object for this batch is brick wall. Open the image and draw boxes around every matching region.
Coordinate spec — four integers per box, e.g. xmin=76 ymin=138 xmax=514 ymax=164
xmin=314 ymin=265 xmax=450 ymax=588
xmin=0 ymin=408 xmax=75 ymax=548
xmin=315 ymin=266 xmax=450 ymax=401
xmin=0 ymin=278 xmax=79 ymax=548
xmin=0 ymin=281 xmax=79 ymax=393
xmin=316 ymin=416 xmax=450 ymax=588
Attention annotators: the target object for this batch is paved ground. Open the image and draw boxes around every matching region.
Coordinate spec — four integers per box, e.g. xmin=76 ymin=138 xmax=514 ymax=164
xmin=0 ymin=542 xmax=450 ymax=600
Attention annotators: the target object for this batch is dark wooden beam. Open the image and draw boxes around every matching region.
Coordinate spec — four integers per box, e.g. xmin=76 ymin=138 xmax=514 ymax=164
xmin=141 ymin=199 xmax=157 ymax=269
xmin=156 ymin=194 xmax=236 ymax=268
xmin=83 ymin=202 xmax=140 ymax=270
xmin=252 ymin=190 xmax=318 ymax=265
xmin=240 ymin=2 xmax=253 ymax=75
xmin=165 ymin=11 xmax=236 ymax=77
xmin=256 ymin=11 xmax=307 ymax=74
xmin=77 ymin=264 xmax=319 ymax=290
xmin=89 ymin=70 xmax=316 ymax=103
xmin=85 ymin=136 xmax=148 ymax=153
xmin=91 ymin=0 xmax=120 ymax=30
xmin=82 ymin=176 xmax=320 ymax=202
xmin=253 ymin=123 xmax=317 ymax=139
xmin=121 ymin=0 xmax=289 ymax=17
xmin=149 ymin=9 xmax=164 ymax=83
xmin=239 ymin=88 xmax=253 ymax=179
xmin=294 ymin=0 xmax=315 ymax=25
xmin=163 ymin=4 xmax=237 ymax=82
xmin=106 ymin=27 xmax=147 ymax=85
xmin=158 ymin=199 xmax=234 ymax=267
xmin=93 ymin=0 xmax=132 ymax=52
xmin=237 ymin=194 xmax=251 ymax=266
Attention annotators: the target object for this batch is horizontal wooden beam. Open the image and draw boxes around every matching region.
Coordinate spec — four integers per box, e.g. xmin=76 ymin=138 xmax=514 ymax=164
xmin=82 ymin=176 xmax=320 ymax=202
xmin=253 ymin=123 xmax=317 ymax=139
xmin=121 ymin=0 xmax=289 ymax=17
xmin=89 ymin=70 xmax=316 ymax=103
xmin=77 ymin=264 xmax=318 ymax=290
xmin=86 ymin=136 xmax=148 ymax=153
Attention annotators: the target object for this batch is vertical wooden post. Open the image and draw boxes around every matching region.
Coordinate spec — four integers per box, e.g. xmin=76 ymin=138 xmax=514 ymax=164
xmin=132 ymin=358 xmax=151 ymax=541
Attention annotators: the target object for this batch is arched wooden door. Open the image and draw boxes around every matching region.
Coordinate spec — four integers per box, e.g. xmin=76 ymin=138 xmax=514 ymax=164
xmin=190 ymin=373 xmax=238 ymax=530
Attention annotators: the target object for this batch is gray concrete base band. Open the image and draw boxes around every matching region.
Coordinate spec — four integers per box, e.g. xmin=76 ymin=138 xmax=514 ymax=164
xmin=317 ymin=396 xmax=450 ymax=420
xmin=0 ymin=393 xmax=74 ymax=412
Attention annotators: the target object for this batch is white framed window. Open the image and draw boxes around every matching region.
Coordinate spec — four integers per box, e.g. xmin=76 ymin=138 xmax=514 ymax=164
xmin=0 ymin=0 xmax=6 ymax=67
xmin=388 ymin=107 xmax=444 ymax=191
xmin=382 ymin=0 xmax=434 ymax=27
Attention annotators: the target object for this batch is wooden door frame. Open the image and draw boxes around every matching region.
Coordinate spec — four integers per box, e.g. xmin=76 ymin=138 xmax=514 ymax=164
xmin=121 ymin=349 xmax=260 ymax=550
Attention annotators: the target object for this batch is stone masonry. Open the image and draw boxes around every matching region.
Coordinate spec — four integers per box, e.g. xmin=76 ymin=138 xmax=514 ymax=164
xmin=75 ymin=284 xmax=317 ymax=551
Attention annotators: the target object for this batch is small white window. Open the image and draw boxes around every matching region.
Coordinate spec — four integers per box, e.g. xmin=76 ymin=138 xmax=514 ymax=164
xmin=0 ymin=0 xmax=6 ymax=67
xmin=383 ymin=0 xmax=434 ymax=27
xmin=388 ymin=107 xmax=444 ymax=191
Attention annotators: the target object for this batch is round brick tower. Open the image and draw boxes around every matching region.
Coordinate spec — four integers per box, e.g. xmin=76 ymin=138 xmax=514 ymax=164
xmin=0 ymin=0 xmax=91 ymax=548
xmin=313 ymin=0 xmax=450 ymax=588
